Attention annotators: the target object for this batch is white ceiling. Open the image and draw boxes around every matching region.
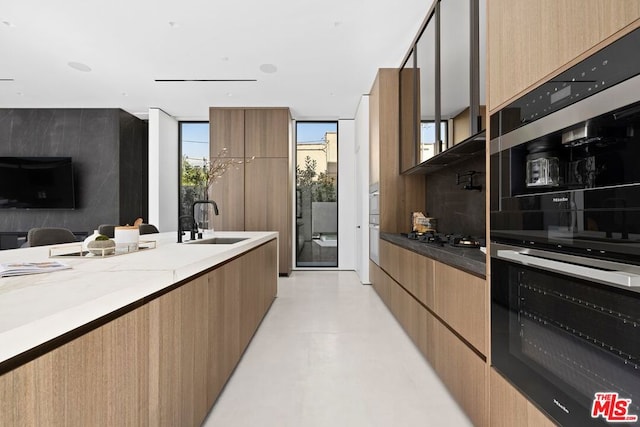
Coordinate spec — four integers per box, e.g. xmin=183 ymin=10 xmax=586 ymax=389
xmin=0 ymin=0 xmax=428 ymax=121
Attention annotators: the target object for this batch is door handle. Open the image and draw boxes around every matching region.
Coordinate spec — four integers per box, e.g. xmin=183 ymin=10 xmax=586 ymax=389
xmin=497 ymin=250 xmax=640 ymax=291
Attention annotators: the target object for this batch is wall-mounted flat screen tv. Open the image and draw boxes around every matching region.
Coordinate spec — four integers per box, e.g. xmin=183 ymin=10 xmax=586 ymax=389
xmin=0 ymin=157 xmax=76 ymax=209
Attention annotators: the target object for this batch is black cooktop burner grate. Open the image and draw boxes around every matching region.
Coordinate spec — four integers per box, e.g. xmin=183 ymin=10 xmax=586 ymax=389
xmin=407 ymin=232 xmax=485 ymax=249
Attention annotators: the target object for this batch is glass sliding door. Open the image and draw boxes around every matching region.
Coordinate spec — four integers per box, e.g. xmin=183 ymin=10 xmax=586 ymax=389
xmin=296 ymin=121 xmax=338 ymax=267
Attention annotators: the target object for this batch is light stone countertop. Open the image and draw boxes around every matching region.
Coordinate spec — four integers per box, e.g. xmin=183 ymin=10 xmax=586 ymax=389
xmin=0 ymin=231 xmax=278 ymax=366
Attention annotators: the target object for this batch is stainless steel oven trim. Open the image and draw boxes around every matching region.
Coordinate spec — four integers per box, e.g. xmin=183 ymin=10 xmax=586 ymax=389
xmin=490 ymin=72 xmax=640 ymax=155
xmin=491 ymin=242 xmax=640 ymax=292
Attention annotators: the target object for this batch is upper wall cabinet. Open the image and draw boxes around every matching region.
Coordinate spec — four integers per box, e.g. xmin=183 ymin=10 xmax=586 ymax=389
xmin=417 ymin=13 xmax=438 ymax=164
xmin=400 ymin=50 xmax=417 ymax=172
xmin=400 ymin=0 xmax=486 ymax=174
xmin=441 ymin=0 xmax=471 ymax=145
xmin=488 ymin=0 xmax=640 ymax=113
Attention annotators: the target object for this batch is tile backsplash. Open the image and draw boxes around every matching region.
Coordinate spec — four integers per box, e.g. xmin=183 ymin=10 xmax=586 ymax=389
xmin=424 ymin=154 xmax=486 ymax=237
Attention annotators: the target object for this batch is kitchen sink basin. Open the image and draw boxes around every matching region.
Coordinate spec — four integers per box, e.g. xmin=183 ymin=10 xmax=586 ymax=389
xmin=187 ymin=237 xmax=249 ymax=245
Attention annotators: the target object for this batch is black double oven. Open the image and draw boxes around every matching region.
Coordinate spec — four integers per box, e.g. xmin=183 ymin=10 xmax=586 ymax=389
xmin=490 ymin=29 xmax=640 ymax=426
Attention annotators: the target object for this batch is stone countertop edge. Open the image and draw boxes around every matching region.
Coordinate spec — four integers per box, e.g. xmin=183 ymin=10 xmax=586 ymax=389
xmin=380 ymin=232 xmax=486 ymax=278
xmin=0 ymin=231 xmax=278 ymax=365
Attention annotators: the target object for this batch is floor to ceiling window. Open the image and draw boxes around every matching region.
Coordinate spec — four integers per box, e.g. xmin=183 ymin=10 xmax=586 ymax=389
xmin=296 ymin=121 xmax=338 ymax=267
xmin=178 ymin=122 xmax=210 ymax=223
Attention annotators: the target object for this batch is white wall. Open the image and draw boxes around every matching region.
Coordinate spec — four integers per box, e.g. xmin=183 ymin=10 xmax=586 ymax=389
xmin=338 ymin=119 xmax=356 ymax=270
xmin=148 ymin=108 xmax=178 ymax=232
xmin=354 ymin=96 xmax=370 ymax=284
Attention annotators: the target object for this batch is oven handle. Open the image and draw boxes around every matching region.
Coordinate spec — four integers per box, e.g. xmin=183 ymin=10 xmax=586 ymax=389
xmin=496 ymin=249 xmax=640 ymax=290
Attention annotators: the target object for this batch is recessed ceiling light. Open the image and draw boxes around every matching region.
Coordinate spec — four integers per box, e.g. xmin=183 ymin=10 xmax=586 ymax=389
xmin=333 ymin=21 xmax=342 ymax=27
xmin=68 ymin=62 xmax=92 ymax=72
xmin=226 ymin=92 xmax=233 ymax=97
xmin=221 ymin=56 xmax=229 ymax=62
xmin=259 ymin=64 xmax=278 ymax=74
xmin=121 ymin=92 xmax=128 ymax=97
xmin=16 ymin=92 xmax=23 ymax=96
xmin=168 ymin=21 xmax=179 ymax=28
xmin=2 ymin=21 xmax=16 ymax=28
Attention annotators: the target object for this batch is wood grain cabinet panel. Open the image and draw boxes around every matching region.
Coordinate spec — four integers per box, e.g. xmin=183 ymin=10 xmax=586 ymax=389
xmin=210 ymin=162 xmax=245 ymax=232
xmin=379 ymin=240 xmax=434 ymax=308
xmin=369 ymin=69 xmax=426 ymax=233
xmin=488 ymin=0 xmax=640 ymax=111
xmin=434 ymin=261 xmax=487 ymax=355
xmin=244 ymin=109 xmax=289 ymax=158
xmin=150 ymin=275 xmax=210 ymax=427
xmin=0 ymin=307 xmax=150 ymax=427
xmin=490 ymin=369 xmax=556 ymax=427
xmin=245 ymin=158 xmax=290 ymax=274
xmin=432 ymin=316 xmax=488 ymax=427
xmin=209 ymin=107 xmax=292 ymax=275
xmin=206 ymin=260 xmax=241 ymax=405
xmin=210 ymin=108 xmax=245 ymax=157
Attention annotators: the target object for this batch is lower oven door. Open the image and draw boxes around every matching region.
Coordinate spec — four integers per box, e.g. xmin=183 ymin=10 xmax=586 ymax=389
xmin=491 ymin=243 xmax=640 ymax=426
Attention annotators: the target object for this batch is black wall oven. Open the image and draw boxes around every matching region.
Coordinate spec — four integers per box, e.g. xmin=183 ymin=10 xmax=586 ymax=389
xmin=490 ymin=28 xmax=640 ymax=426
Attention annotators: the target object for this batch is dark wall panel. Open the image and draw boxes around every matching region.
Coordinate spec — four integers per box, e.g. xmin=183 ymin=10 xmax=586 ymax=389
xmin=0 ymin=109 xmax=147 ymax=237
xmin=118 ymin=110 xmax=148 ymax=225
xmin=425 ymin=154 xmax=486 ymax=237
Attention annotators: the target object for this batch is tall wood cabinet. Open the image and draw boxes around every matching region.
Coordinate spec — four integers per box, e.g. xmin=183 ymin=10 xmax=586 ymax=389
xmin=209 ymin=108 xmax=292 ymax=275
xmin=369 ymin=69 xmax=425 ymax=236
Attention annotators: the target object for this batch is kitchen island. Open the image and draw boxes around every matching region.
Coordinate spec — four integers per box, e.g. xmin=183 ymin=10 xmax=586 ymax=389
xmin=0 ymin=231 xmax=278 ymax=426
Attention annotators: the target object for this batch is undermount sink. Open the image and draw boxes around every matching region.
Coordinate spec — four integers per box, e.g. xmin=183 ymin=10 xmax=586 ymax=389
xmin=187 ymin=237 xmax=249 ymax=245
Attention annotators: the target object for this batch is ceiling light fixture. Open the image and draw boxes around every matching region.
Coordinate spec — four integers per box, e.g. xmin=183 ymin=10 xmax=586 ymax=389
xmin=2 ymin=21 xmax=16 ymax=28
xmin=68 ymin=62 xmax=92 ymax=72
xmin=168 ymin=21 xmax=179 ymax=28
xmin=259 ymin=64 xmax=278 ymax=74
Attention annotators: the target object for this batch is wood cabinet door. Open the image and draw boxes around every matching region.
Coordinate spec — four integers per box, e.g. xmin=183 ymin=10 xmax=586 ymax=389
xmin=209 ymin=108 xmax=245 ymax=158
xmin=434 ymin=261 xmax=487 ymax=356
xmin=209 ymin=161 xmax=244 ymax=232
xmin=149 ymin=275 xmax=209 ymax=427
xmin=0 ymin=307 xmax=150 ymax=427
xmin=431 ymin=316 xmax=488 ymax=427
xmin=245 ymin=158 xmax=290 ymax=274
xmin=490 ymin=369 xmax=556 ymax=427
xmin=206 ymin=261 xmax=241 ymax=406
xmin=488 ymin=1 xmax=640 ymax=111
xmin=244 ymin=109 xmax=289 ymax=158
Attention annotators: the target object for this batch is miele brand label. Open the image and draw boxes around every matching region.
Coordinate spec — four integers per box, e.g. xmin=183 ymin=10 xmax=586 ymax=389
xmin=552 ymin=197 xmax=569 ymax=203
xmin=592 ymin=392 xmax=638 ymax=423
xmin=554 ymin=399 xmax=570 ymax=414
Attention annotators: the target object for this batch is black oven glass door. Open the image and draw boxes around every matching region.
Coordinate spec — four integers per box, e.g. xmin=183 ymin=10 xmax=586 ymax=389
xmin=492 ymin=248 xmax=640 ymax=426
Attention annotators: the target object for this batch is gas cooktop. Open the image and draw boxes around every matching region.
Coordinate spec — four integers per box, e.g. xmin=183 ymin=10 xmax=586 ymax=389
xmin=406 ymin=232 xmax=485 ymax=249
